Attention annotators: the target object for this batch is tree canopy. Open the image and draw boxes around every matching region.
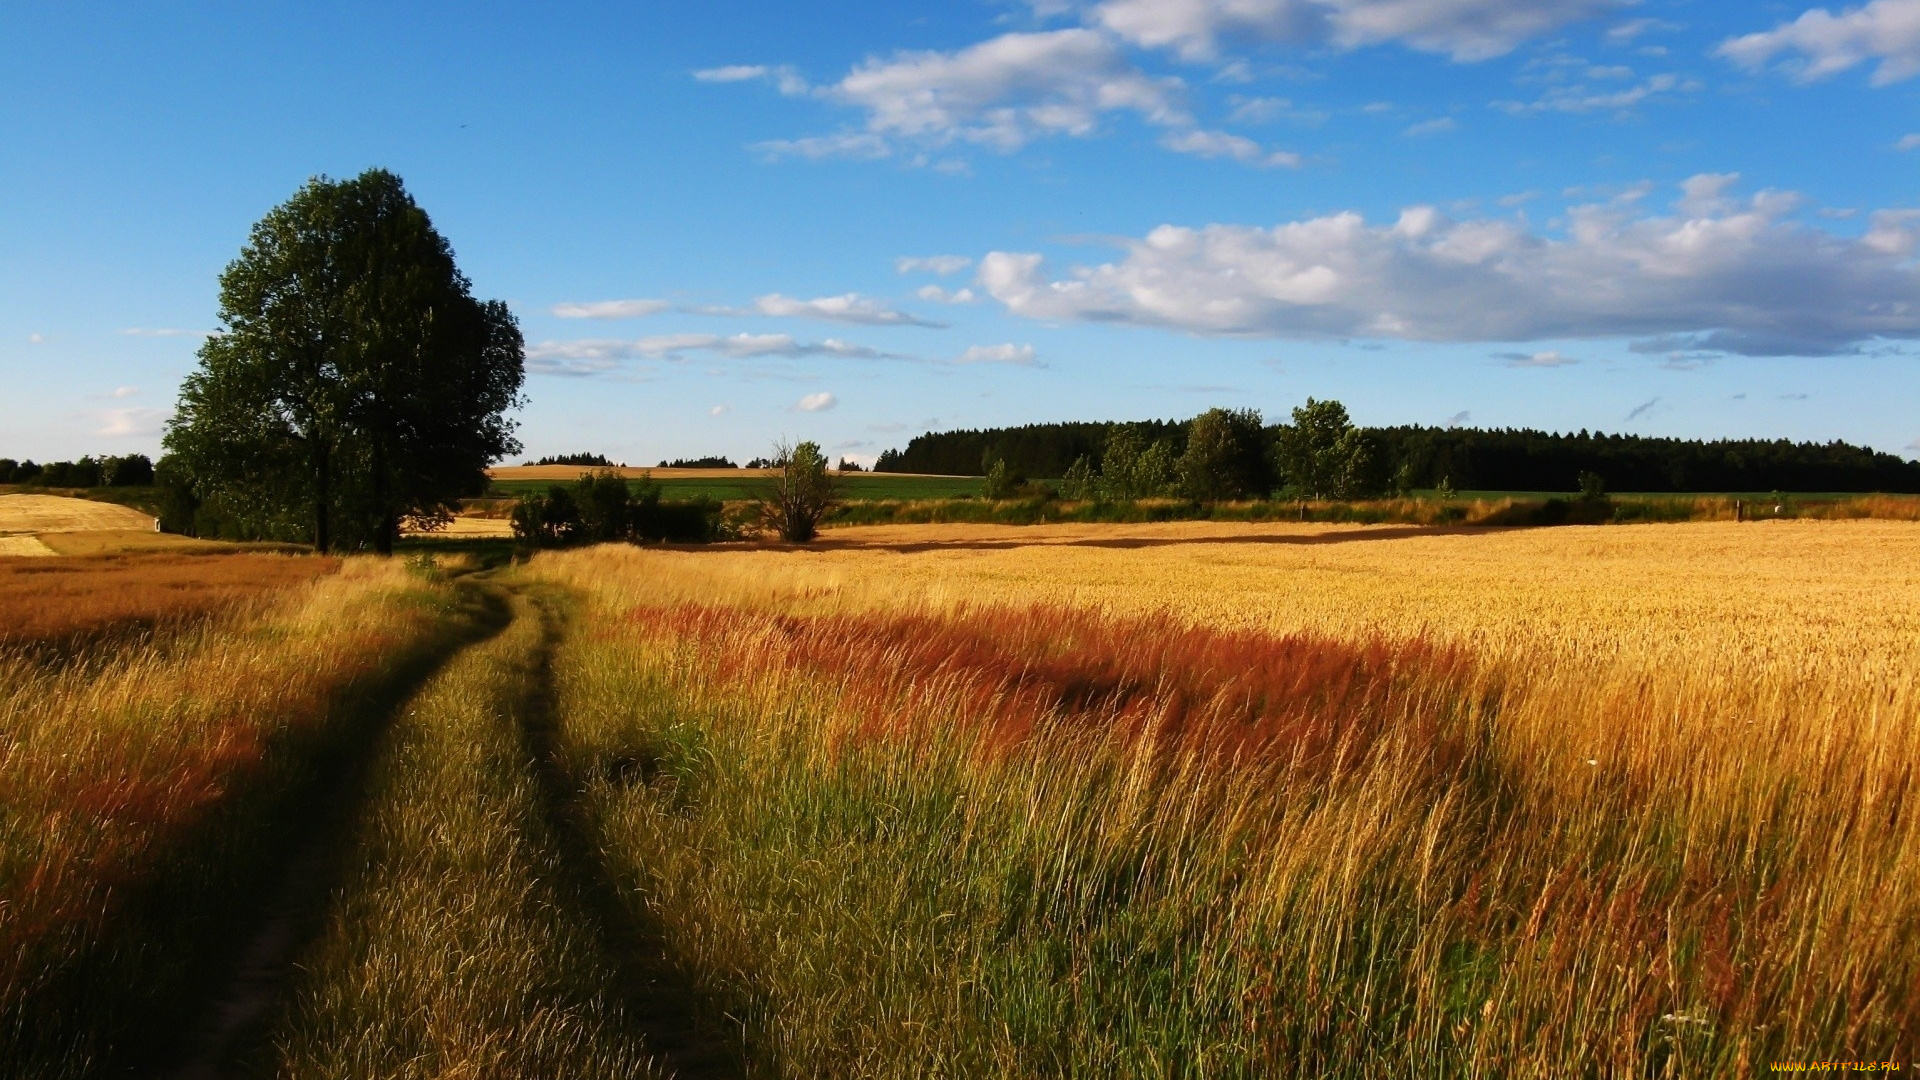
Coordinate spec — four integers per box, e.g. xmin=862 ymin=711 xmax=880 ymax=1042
xmin=163 ymin=169 xmax=523 ymax=551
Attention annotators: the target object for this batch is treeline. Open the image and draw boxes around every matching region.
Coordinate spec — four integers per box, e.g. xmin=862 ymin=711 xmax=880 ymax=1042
xmin=657 ymin=456 xmax=736 ymax=468
xmin=527 ymin=452 xmax=613 ymax=467
xmin=875 ymin=421 xmax=1186 ymax=479
xmin=0 ymin=455 xmax=154 ymax=488
xmin=878 ymin=419 xmax=1920 ymax=494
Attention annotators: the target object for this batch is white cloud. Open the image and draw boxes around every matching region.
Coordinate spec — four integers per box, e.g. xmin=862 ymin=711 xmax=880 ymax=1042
xmin=551 ymin=299 xmax=671 ymax=319
xmin=1159 ymin=128 xmax=1301 ymax=166
xmin=1605 ymin=18 xmax=1681 ymax=45
xmin=28 ymin=333 xmax=43 ymax=344
xmin=709 ymin=404 xmax=731 ymax=416
xmin=975 ymin=176 xmax=1920 ymax=356
xmin=896 ymin=254 xmax=974 ymax=275
xmin=695 ymin=64 xmax=809 ymax=94
xmin=526 ymin=333 xmax=907 ymax=370
xmin=96 ymin=407 xmax=168 ymax=437
xmin=835 ymin=29 xmax=1188 ymax=150
xmin=1404 ymin=116 xmax=1457 ymax=135
xmin=1496 ymin=349 xmax=1578 ymax=366
xmin=120 ymin=327 xmax=204 ymax=337
xmin=753 ymin=292 xmax=942 ymax=326
xmin=917 ymin=284 xmax=978 ymax=303
xmin=1091 ymin=0 xmax=1621 ymax=63
xmin=796 ymin=391 xmax=839 ymax=412
xmin=110 ymin=386 xmax=139 ymax=398
xmin=1899 ymin=133 xmax=1920 ymax=150
xmin=1494 ymin=72 xmax=1694 ymax=113
xmin=754 ymin=132 xmax=893 ymax=161
xmin=956 ymin=343 xmax=1040 ymax=365
xmin=1719 ymin=0 xmax=1920 ymax=85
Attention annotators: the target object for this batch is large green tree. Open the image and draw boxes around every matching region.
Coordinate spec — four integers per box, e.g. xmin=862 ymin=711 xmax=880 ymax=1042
xmin=1273 ymin=398 xmax=1374 ymax=500
xmin=1178 ymin=407 xmax=1271 ymax=502
xmin=165 ymin=169 xmax=523 ymax=552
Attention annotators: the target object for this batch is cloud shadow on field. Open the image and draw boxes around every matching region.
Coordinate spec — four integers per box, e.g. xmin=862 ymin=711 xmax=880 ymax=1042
xmin=802 ymin=524 xmax=1515 ymax=556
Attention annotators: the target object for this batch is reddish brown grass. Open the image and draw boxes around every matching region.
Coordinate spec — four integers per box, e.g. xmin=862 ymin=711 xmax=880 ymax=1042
xmin=636 ymin=603 xmax=1469 ymax=773
xmin=0 ymin=553 xmax=339 ymax=651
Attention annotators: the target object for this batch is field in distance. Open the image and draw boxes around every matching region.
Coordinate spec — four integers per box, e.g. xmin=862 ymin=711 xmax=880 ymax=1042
xmin=486 ymin=465 xmax=981 ymax=502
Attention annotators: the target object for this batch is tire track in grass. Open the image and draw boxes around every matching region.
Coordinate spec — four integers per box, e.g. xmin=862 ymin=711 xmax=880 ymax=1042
xmin=251 ymin=588 xmax=674 ymax=1080
xmin=157 ymin=585 xmax=514 ymax=1080
xmin=517 ymin=587 xmax=745 ymax=1080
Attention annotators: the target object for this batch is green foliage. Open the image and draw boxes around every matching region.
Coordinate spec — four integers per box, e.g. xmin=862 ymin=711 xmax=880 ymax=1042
xmin=1578 ymin=470 xmax=1608 ymax=504
xmin=1274 ymin=399 xmax=1375 ymax=499
xmin=758 ymin=441 xmax=839 ymax=542
xmin=1178 ymin=407 xmax=1271 ymax=502
xmin=509 ymin=471 xmax=722 ymax=547
xmin=1095 ymin=425 xmax=1178 ymax=500
xmin=983 ymin=458 xmax=1019 ymax=500
xmin=1058 ymin=455 xmax=1095 ymax=500
xmin=164 ymin=168 xmax=525 ymax=553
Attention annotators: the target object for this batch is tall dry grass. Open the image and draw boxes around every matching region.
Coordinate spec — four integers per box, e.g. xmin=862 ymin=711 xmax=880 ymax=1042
xmin=525 ymin=523 xmax=1920 ymax=1076
xmin=265 ymin=592 xmax=668 ymax=1080
xmin=0 ymin=558 xmax=461 ymax=1078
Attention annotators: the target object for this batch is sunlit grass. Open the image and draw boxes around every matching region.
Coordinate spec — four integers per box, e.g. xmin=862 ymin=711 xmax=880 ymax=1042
xmin=0 ymin=558 xmax=459 ymax=1078
xmin=265 ymin=593 xmax=666 ymax=1080
xmin=524 ymin=522 xmax=1920 ymax=1076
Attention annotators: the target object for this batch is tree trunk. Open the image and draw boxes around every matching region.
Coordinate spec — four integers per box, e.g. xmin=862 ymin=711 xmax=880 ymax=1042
xmin=312 ymin=437 xmax=332 ymax=553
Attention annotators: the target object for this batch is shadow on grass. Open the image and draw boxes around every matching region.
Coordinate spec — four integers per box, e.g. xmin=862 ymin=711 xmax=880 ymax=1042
xmin=513 ymin=586 xmax=744 ymax=1080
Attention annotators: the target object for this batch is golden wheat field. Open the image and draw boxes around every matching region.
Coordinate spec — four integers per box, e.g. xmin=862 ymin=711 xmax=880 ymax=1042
xmin=518 ymin=518 xmax=1920 ymax=1074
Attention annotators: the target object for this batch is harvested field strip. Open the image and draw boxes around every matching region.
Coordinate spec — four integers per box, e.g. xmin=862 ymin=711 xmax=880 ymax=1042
xmin=0 ymin=493 xmax=154 ymax=534
xmin=264 ymin=591 xmax=670 ymax=1080
xmin=531 ymin=547 xmax=1920 ymax=1077
xmin=0 ymin=560 xmax=459 ymax=1079
xmin=0 ymin=552 xmax=339 ymax=652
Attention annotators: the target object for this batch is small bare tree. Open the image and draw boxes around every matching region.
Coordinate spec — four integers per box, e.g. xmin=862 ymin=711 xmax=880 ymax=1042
xmin=757 ymin=439 xmax=838 ymax=542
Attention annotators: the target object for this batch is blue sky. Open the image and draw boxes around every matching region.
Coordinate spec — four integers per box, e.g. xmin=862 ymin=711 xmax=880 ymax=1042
xmin=4 ymin=0 xmax=1919 ymax=466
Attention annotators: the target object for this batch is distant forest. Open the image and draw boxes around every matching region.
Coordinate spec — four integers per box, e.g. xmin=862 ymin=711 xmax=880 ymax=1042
xmin=874 ymin=422 xmax=1920 ymax=494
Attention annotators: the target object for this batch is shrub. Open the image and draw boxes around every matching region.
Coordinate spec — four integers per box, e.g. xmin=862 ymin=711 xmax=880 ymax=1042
xmin=756 ymin=441 xmax=838 ymax=543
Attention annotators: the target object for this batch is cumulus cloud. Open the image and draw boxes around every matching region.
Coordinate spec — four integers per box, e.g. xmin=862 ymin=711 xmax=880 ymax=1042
xmin=526 ymin=333 xmax=908 ymax=372
xmin=1719 ymin=0 xmax=1920 ymax=85
xmin=823 ymin=29 xmax=1188 ymax=153
xmin=956 ymin=343 xmax=1040 ymax=365
xmin=1159 ymin=127 xmax=1301 ymax=166
xmin=551 ymin=299 xmax=671 ymax=319
xmin=974 ymin=177 xmax=1920 ymax=356
xmin=917 ymin=284 xmax=978 ymax=303
xmin=896 ymin=254 xmax=975 ymax=275
xmin=796 ymin=391 xmax=838 ymax=412
xmin=1091 ymin=0 xmax=1621 ymax=62
xmin=752 ymin=292 xmax=943 ymax=326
